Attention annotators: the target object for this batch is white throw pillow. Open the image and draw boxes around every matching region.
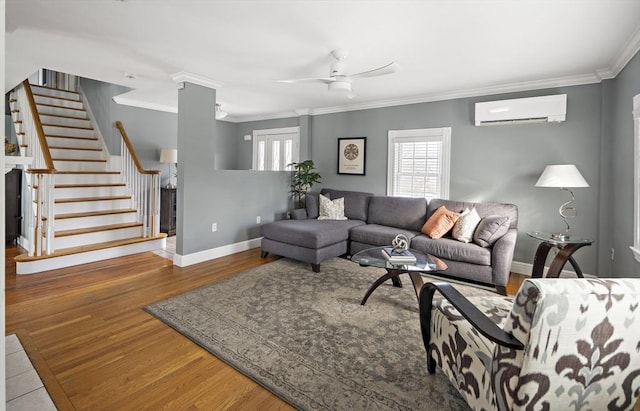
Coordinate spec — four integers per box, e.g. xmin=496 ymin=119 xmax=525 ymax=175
xmin=452 ymin=207 xmax=481 ymax=243
xmin=317 ymin=194 xmax=347 ymax=220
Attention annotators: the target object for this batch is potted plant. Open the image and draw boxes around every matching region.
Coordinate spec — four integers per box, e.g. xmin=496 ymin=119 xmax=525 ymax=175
xmin=289 ymin=160 xmax=321 ymax=209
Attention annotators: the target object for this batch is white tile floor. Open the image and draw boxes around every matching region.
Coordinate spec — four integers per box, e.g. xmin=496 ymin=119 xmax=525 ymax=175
xmin=5 ymin=334 xmax=56 ymax=410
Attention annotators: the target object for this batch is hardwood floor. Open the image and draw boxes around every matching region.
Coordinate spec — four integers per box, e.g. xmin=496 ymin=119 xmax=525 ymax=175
xmin=5 ymin=245 xmax=293 ymax=410
xmin=6 ymin=245 xmax=639 ymax=411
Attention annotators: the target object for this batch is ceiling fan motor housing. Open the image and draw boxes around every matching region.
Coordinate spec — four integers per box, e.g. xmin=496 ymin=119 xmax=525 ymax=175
xmin=328 ymin=81 xmax=351 ymax=92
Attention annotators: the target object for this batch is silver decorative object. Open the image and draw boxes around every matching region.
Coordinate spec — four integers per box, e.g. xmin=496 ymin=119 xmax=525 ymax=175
xmin=392 ymin=234 xmax=409 ymax=251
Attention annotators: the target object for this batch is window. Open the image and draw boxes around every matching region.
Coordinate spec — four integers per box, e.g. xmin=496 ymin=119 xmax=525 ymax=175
xmin=632 ymin=94 xmax=640 ymax=262
xmin=252 ymin=127 xmax=300 ymax=171
xmin=387 ymin=127 xmax=451 ymax=199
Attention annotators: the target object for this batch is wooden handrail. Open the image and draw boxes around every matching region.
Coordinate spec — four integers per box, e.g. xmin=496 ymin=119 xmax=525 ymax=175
xmin=23 ymin=80 xmax=56 ymax=171
xmin=115 ymin=121 xmax=161 ymax=175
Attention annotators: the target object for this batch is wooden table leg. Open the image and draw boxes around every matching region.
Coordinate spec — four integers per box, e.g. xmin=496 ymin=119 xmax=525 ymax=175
xmin=360 ymin=269 xmax=404 ymax=305
xmin=532 ymin=242 xmax=553 ymax=278
xmin=546 ymin=243 xmax=590 ymax=278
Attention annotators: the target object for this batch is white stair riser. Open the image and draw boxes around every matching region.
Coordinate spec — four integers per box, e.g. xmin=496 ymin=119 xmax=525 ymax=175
xmin=40 ymin=114 xmax=91 ymax=129
xmin=53 ymin=160 xmax=108 ymax=172
xmin=37 ymin=105 xmax=88 ymax=119
xmin=43 ymin=125 xmax=95 ymax=138
xmin=54 ymin=212 xmax=139 ymax=231
xmin=55 ymin=173 xmax=122 ymax=185
xmin=53 ymin=226 xmax=143 ymax=249
xmin=31 ymin=87 xmax=81 ymax=101
xmin=55 ymin=198 xmax=132 ymax=214
xmin=33 ymin=95 xmax=83 ymax=110
xmin=13 ymin=122 xmax=23 ymax=133
xmin=16 ymin=237 xmax=166 ymax=275
xmin=55 ymin=185 xmax=128 ymax=199
xmin=50 ymin=148 xmax=104 ymax=160
xmin=46 ymin=136 xmax=100 ymax=150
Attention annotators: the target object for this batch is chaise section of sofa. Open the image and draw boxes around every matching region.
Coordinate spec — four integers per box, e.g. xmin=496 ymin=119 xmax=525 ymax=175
xmin=260 ymin=189 xmax=373 ymax=272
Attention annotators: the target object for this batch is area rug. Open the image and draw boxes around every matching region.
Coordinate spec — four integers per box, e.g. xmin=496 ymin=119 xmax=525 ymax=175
xmin=144 ymin=257 xmax=499 ymax=410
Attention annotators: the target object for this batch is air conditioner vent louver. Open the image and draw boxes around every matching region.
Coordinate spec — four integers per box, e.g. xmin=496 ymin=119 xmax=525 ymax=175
xmin=475 ymin=94 xmax=567 ymax=126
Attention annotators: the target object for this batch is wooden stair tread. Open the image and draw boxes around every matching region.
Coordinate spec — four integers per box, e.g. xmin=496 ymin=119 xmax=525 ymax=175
xmin=56 ymin=171 xmax=120 ymax=175
xmin=54 ymin=222 xmax=142 ymax=237
xmin=53 ymin=158 xmax=107 ymax=162
xmin=42 ymin=123 xmax=93 ymax=131
xmin=49 ymin=146 xmax=103 ymax=151
xmin=55 ymin=209 xmax=137 ymax=219
xmin=33 ymin=183 xmax=126 ymax=189
xmin=40 ymin=113 xmax=89 ymax=120
xmin=32 ymin=93 xmax=81 ymax=103
xmin=14 ymin=234 xmax=167 ymax=262
xmin=37 ymin=102 xmax=86 ymax=112
xmin=55 ymin=195 xmax=130 ymax=203
xmin=46 ymin=134 xmax=98 ymax=141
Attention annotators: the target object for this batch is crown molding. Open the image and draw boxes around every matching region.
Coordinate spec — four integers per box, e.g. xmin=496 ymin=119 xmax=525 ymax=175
xmin=112 ymin=95 xmax=178 ymax=114
xmin=607 ymin=24 xmax=640 ymax=79
xmin=169 ymin=71 xmax=224 ymax=89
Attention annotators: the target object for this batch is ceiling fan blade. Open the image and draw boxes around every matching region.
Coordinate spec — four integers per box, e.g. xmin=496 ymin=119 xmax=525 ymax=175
xmin=278 ymin=77 xmax=335 ymax=84
xmin=348 ymin=62 xmax=399 ymax=79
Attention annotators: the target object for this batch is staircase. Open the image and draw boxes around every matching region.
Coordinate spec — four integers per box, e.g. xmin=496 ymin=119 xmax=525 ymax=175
xmin=9 ymin=83 xmax=166 ymax=274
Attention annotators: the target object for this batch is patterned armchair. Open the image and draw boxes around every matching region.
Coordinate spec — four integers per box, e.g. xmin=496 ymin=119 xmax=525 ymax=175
xmin=419 ymin=278 xmax=640 ymax=411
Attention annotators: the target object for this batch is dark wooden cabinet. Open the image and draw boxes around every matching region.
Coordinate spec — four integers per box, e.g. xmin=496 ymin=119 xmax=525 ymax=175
xmin=5 ymin=168 xmax=22 ymax=243
xmin=160 ymin=187 xmax=177 ymax=236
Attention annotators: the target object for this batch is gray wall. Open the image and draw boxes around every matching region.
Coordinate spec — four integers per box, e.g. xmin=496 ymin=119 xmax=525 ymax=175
xmin=310 ymin=85 xmax=603 ymax=274
xmin=611 ymin=51 xmax=640 ymax=277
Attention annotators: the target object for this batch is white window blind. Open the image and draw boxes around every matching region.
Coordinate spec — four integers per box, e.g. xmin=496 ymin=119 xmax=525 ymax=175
xmin=387 ymin=128 xmax=451 ymax=199
xmin=252 ymin=127 xmax=300 ymax=171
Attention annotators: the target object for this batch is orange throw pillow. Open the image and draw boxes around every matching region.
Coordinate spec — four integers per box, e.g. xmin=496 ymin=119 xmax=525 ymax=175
xmin=421 ymin=206 xmax=461 ymax=239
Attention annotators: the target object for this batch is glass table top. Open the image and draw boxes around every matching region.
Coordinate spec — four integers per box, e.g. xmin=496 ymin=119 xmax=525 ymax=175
xmin=527 ymin=231 xmax=593 ymax=245
xmin=351 ymin=246 xmax=447 ymax=272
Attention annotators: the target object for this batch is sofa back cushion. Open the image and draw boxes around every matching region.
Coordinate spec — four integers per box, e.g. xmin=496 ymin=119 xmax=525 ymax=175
xmin=320 ymin=189 xmax=373 ymax=221
xmin=428 ymin=199 xmax=518 ymax=229
xmin=367 ymin=196 xmax=428 ymax=232
xmin=306 ymin=194 xmax=320 ymax=219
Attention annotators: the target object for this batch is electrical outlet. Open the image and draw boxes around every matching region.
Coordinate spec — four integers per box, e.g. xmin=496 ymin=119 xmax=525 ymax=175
xmin=211 ymin=223 xmax=217 ymax=232
xmin=610 ymin=248 xmax=615 ymax=261
xmin=256 ymin=216 xmax=261 ymax=224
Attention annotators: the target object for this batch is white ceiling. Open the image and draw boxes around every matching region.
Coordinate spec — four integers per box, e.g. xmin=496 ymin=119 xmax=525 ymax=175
xmin=6 ymin=0 xmax=640 ymax=122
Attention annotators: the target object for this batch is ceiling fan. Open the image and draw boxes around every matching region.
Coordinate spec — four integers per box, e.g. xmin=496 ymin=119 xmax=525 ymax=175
xmin=279 ymin=49 xmax=399 ymax=98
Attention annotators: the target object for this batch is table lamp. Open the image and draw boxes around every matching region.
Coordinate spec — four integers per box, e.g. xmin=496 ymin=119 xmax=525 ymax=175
xmin=160 ymin=148 xmax=178 ymax=188
xmin=535 ymin=164 xmax=589 ymax=240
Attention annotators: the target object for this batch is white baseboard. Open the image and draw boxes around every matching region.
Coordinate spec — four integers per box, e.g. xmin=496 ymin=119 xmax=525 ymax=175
xmin=510 ymin=260 xmax=596 ymax=278
xmin=173 ymin=237 xmax=262 ymax=267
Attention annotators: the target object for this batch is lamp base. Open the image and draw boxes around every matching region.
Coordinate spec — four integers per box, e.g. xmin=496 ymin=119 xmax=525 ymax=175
xmin=551 ymin=232 xmax=571 ymax=241
xmin=165 ymin=183 xmax=177 ymax=189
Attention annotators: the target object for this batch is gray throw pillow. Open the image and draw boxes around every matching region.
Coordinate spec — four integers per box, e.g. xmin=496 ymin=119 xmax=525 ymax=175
xmin=473 ymin=215 xmax=510 ymax=247
xmin=306 ymin=193 xmax=320 ymax=219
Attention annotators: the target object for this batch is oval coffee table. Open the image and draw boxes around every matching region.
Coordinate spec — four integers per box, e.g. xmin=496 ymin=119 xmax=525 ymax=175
xmin=351 ymin=246 xmax=447 ymax=305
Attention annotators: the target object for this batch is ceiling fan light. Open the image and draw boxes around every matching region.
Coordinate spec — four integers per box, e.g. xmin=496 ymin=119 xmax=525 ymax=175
xmin=328 ymin=81 xmax=351 ymax=92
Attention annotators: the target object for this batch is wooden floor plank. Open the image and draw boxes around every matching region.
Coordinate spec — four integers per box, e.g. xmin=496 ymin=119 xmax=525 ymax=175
xmin=6 ymin=244 xmax=639 ymax=411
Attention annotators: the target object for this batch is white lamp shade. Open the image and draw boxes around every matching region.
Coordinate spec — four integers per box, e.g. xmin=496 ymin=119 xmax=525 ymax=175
xmin=535 ymin=164 xmax=589 ymax=188
xmin=160 ymin=148 xmax=178 ymax=163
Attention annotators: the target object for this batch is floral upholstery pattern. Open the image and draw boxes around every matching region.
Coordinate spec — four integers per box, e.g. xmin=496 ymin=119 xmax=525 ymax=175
xmin=425 ymin=278 xmax=640 ymax=411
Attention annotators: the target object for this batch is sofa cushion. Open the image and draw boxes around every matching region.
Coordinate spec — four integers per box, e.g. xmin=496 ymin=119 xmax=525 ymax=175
xmin=473 ymin=215 xmax=510 ymax=247
xmin=261 ymin=219 xmax=365 ymax=249
xmin=411 ymin=235 xmax=491 ymax=266
xmin=349 ymin=224 xmax=420 ymax=248
xmin=320 ymin=189 xmax=373 ymax=221
xmin=306 ymin=193 xmax=320 ymax=219
xmin=421 ymin=206 xmax=461 ymax=239
xmin=452 ymin=208 xmax=482 ymax=243
xmin=318 ymin=194 xmax=347 ymax=220
xmin=367 ymin=196 xmax=427 ymax=231
xmin=428 ymin=199 xmax=518 ymax=230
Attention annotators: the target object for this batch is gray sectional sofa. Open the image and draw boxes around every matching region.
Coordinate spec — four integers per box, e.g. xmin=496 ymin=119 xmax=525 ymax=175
xmin=260 ymin=188 xmax=518 ymax=294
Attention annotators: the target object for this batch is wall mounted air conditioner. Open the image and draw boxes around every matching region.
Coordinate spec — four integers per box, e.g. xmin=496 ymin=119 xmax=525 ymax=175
xmin=475 ymin=94 xmax=567 ymax=126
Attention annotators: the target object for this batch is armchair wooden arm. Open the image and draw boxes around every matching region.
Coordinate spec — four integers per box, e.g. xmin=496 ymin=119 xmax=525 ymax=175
xmin=419 ymin=282 xmax=524 ymax=374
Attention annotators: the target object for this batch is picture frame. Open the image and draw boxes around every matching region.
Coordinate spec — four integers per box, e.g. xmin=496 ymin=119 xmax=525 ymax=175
xmin=337 ymin=137 xmax=367 ymax=175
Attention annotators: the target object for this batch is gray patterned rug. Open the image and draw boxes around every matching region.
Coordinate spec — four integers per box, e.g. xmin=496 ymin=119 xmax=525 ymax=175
xmin=144 ymin=257 xmax=496 ymax=410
